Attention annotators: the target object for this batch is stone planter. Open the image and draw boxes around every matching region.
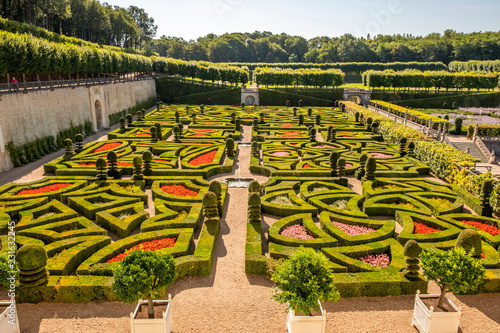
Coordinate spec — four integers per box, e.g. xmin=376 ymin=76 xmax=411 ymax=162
xmin=130 ymin=295 xmax=172 ymax=333
xmin=286 ymin=301 xmax=326 ymax=333
xmin=412 ymin=291 xmax=461 ymax=333
xmin=0 ymin=301 xmax=20 ymax=333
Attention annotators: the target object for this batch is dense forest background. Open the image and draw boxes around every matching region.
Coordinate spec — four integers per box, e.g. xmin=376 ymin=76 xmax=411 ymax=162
xmin=2 ymin=0 xmax=499 ymax=64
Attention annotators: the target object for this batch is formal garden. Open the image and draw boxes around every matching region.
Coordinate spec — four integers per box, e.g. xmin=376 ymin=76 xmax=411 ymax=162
xmin=0 ymin=101 xmax=499 ymax=332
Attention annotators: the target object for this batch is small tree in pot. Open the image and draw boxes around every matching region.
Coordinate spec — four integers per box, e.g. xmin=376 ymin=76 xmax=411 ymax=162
xmin=420 ymin=247 xmax=484 ymax=309
xmin=271 ymin=247 xmax=340 ymax=318
xmin=112 ymin=251 xmax=176 ymax=319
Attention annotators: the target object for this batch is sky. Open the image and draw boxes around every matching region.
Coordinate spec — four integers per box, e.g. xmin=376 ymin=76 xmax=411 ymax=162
xmin=106 ymin=0 xmax=500 ymax=41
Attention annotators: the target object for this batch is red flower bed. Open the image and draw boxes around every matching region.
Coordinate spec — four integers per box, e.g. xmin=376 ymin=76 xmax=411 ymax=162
xmin=460 ymin=220 xmax=500 ymax=236
xmin=192 ymin=134 xmax=210 ymax=137
xmin=413 ymin=222 xmax=441 ymax=234
xmin=193 ymin=129 xmax=213 ymax=133
xmin=107 ymin=238 xmax=176 ymax=263
xmin=17 ymin=183 xmax=71 ymax=195
xmin=282 ymin=131 xmax=300 ymax=134
xmin=303 ymin=164 xmax=312 ymax=168
xmin=189 ymin=150 xmax=217 ymax=166
xmin=136 ymin=133 xmax=150 ymax=137
xmin=161 ymin=184 xmax=199 ymax=197
xmin=117 ymin=162 xmax=134 ymax=167
xmin=281 ymin=135 xmax=300 ymax=138
xmin=94 ymin=142 xmax=121 ymax=153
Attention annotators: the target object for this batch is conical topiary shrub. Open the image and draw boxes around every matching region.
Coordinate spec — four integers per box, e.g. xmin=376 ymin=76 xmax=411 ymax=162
xmin=133 ymin=156 xmax=143 ymax=180
xmin=143 ymin=151 xmax=153 ymax=176
xmin=337 ymin=158 xmax=346 ymax=178
xmin=226 ymin=138 xmax=235 ymax=157
xmin=107 ymin=151 xmax=120 ymax=179
xmin=75 ymin=134 xmax=84 ymax=153
xmin=203 ymin=192 xmax=219 ymax=223
xmin=209 ymin=181 xmax=223 ymax=218
xmin=248 ymin=193 xmax=261 ymax=223
xmin=96 ymin=157 xmax=107 ymax=180
xmin=403 ymin=240 xmax=422 ymax=279
xmin=365 ymin=157 xmax=376 ymax=180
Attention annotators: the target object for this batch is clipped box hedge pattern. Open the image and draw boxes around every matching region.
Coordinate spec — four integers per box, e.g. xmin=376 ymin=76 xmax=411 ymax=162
xmin=2 ymin=104 xmax=499 ymax=303
xmin=243 ymin=104 xmax=500 ymax=298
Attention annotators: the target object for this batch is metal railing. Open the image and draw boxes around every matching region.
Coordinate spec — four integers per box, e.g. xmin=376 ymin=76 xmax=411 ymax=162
xmin=1 ymin=74 xmax=153 ymax=94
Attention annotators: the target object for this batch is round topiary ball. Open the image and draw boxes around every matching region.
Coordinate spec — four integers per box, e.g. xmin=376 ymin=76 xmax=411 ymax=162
xmin=248 ymin=193 xmax=261 ymax=207
xmin=209 ymin=180 xmax=222 ymax=196
xmin=133 ymin=156 xmax=143 ymax=166
xmin=403 ymin=240 xmax=422 ymax=257
xmin=75 ymin=134 xmax=84 ymax=143
xmin=17 ymin=244 xmax=47 ymax=271
xmin=142 ymin=151 xmax=153 ymax=162
xmin=203 ymin=191 xmax=217 ymax=207
xmin=107 ymin=151 xmax=117 ymax=161
xmin=248 ymin=180 xmax=260 ymax=194
xmin=96 ymin=157 xmax=107 ymax=169
xmin=456 ymin=229 xmax=482 ymax=258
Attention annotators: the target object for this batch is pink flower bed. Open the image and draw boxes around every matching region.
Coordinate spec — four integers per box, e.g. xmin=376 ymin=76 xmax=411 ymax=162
xmin=315 ymin=145 xmax=334 ymax=148
xmin=371 ymin=153 xmax=392 ymax=158
xmin=272 ymin=151 xmax=291 ymax=157
xmin=332 ymin=221 xmax=375 ymax=236
xmin=280 ymin=224 xmax=313 ymax=239
xmin=345 ymin=164 xmax=353 ymax=168
xmin=357 ymin=253 xmax=390 ymax=267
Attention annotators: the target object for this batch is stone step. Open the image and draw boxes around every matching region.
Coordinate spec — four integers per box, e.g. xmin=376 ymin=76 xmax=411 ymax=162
xmin=450 ymin=142 xmax=487 ymax=162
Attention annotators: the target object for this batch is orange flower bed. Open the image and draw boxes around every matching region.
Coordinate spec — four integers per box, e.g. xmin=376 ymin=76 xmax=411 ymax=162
xmin=95 ymin=142 xmax=121 ymax=153
xmin=193 ymin=129 xmax=213 ymax=133
xmin=189 ymin=150 xmax=217 ymax=166
xmin=192 ymin=134 xmax=210 ymax=137
xmin=107 ymin=238 xmax=177 ymax=263
xmin=161 ymin=184 xmax=199 ymax=197
xmin=17 ymin=183 xmax=71 ymax=195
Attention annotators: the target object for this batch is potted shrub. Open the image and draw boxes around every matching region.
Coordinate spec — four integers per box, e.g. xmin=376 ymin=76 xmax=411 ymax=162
xmin=413 ymin=247 xmax=485 ymax=333
xmin=271 ymin=247 xmax=340 ymax=333
xmin=112 ymin=250 xmax=176 ymax=333
xmin=0 ymin=253 xmax=19 ymax=333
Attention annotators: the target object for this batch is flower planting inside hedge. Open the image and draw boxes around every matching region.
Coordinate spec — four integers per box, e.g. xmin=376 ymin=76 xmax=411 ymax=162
xmin=332 ymin=221 xmax=375 ymax=236
xmin=280 ymin=224 xmax=313 ymax=240
xmin=357 ymin=253 xmax=391 ymax=267
xmin=413 ymin=222 xmax=441 ymax=234
xmin=460 ymin=220 xmax=500 ymax=236
xmin=17 ymin=183 xmax=71 ymax=195
xmin=107 ymin=237 xmax=176 ymax=263
xmin=189 ymin=150 xmax=217 ymax=166
xmin=161 ymin=184 xmax=198 ymax=197
xmin=94 ymin=142 xmax=122 ymax=153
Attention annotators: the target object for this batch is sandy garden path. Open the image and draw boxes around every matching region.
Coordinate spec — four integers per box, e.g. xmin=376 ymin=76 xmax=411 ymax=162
xmin=1 ymin=126 xmax=500 ymax=332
